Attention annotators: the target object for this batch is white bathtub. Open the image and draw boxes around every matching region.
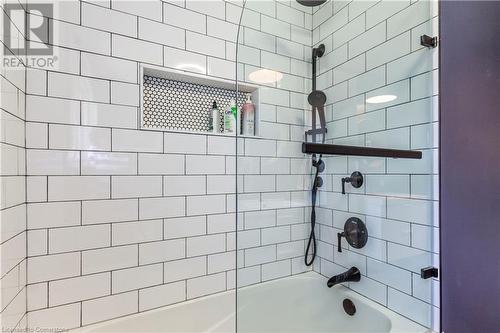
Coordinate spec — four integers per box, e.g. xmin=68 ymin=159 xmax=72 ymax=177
xmin=76 ymin=272 xmax=430 ymax=332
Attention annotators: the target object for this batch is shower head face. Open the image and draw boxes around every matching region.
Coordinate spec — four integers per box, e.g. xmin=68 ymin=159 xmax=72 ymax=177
xmin=313 ymin=44 xmax=325 ymax=59
xmin=297 ymin=0 xmax=327 ymax=7
xmin=308 ymin=90 xmax=327 ymax=107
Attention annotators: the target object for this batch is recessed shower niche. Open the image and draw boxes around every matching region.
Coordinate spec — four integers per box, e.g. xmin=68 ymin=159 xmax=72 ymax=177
xmin=140 ymin=65 xmax=260 ymax=136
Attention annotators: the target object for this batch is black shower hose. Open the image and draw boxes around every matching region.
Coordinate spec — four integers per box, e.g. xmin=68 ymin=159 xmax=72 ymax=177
xmin=305 ymin=156 xmax=322 ymax=266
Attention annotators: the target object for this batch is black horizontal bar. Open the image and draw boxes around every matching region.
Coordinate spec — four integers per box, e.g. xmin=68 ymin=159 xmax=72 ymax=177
xmin=302 ymin=143 xmax=422 ymax=159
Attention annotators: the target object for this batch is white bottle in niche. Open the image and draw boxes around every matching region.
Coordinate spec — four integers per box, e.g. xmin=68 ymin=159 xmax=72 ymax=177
xmin=224 ymin=98 xmax=237 ymax=133
xmin=241 ymin=93 xmax=255 ymax=136
xmin=209 ymin=101 xmax=220 ymax=133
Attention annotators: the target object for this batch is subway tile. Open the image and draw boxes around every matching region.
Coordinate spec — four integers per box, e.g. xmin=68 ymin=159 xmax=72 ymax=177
xmin=49 ymin=273 xmax=110 ymax=306
xmin=138 ymin=18 xmax=185 ymax=49
xmin=28 ymin=303 xmax=81 ymax=331
xmin=387 ymin=48 xmax=434 ymax=83
xmin=112 ymin=176 xmax=162 ymax=198
xmin=387 ymin=149 xmax=437 ymax=174
xmin=112 ymin=0 xmax=162 ymax=21
xmin=388 ymin=287 xmax=431 ymax=327
xmin=349 ymin=194 xmax=386 ymax=217
xmin=27 ymin=150 xmax=79 ymax=175
xmin=26 ymin=68 xmax=46 ymax=95
xmin=277 ymin=241 xmax=303 ymax=260
xmin=139 ymin=239 xmax=185 ymax=265
xmin=366 ymin=0 xmax=410 ymax=29
xmin=27 ymin=283 xmax=47 ymax=312
xmin=349 ymin=22 xmax=386 ymax=58
xmin=388 ymin=243 xmax=434 ymax=273
xmin=244 ymin=28 xmax=275 ymax=53
xmin=164 ymin=216 xmax=206 ymax=239
xmin=237 ymin=266 xmax=261 ymax=287
xmin=186 ymin=0 xmax=225 ymax=19
xmin=348 ymin=66 xmax=386 ymax=97
xmin=164 ymin=132 xmax=206 ymax=154
xmin=207 ymin=175 xmax=235 ymax=194
xmin=163 ymin=3 xmax=206 ymax=33
xmin=81 ymin=53 xmax=137 ymax=84
xmin=51 ymin=20 xmax=110 ymax=55
xmin=334 ymin=248 xmax=367 ymax=274
xmin=262 ymin=260 xmax=291 ymax=281
xmin=112 ymin=35 xmax=162 ymax=65
xmin=245 ymin=245 xmax=277 ymax=266
xmin=26 ymin=176 xmax=47 ymax=203
xmin=111 ymin=82 xmax=139 ymax=106
xmin=82 ymin=199 xmax=137 ymax=224
xmin=349 ymin=276 xmax=387 ymax=306
xmin=366 ymin=127 xmax=410 ymax=150
xmin=207 ymin=213 xmax=235 ymax=234
xmin=112 ymin=219 xmax=163 ymax=246
xmin=26 ymin=95 xmax=80 ymax=125
xmin=348 ymin=109 xmax=385 ymax=135
xmin=262 ymin=226 xmax=291 ymax=245
xmin=138 ymin=153 xmax=184 ymax=175
xmin=81 ymin=152 xmax=137 ymax=175
xmin=82 ymin=245 xmax=138 ymax=274
xmin=186 ymin=195 xmax=226 ymax=216
xmin=82 ymin=2 xmax=137 ymax=36
xmin=139 ymin=281 xmax=186 ymax=311
xmin=186 ymin=31 xmax=225 ymax=59
xmin=237 ymin=229 xmax=260 ymax=250
xmin=387 ymin=0 xmax=431 ymax=39
xmin=387 ymin=197 xmax=437 ymax=225
xmin=411 ymin=70 xmax=439 ymax=100
xmin=333 ymin=54 xmax=365 ymax=84
xmin=366 ymin=79 xmax=411 ymax=112
xmin=82 ymin=291 xmax=138 ymax=326
xmin=411 ymin=174 xmax=439 ymax=201
xmin=262 ymin=16 xmax=290 ymax=40
xmin=411 ymin=122 xmax=438 ymax=150
xmin=163 ymin=46 xmax=207 ymax=75
xmin=27 ymin=201 xmax=80 ymax=229
xmin=365 ymin=175 xmax=410 ymax=197
xmin=387 ymin=97 xmax=435 ymax=128
xmin=113 ymin=129 xmax=163 ymax=153
xmin=49 ymin=224 xmax=110 ymax=254
xmin=164 ymin=175 xmax=205 ymax=196
xmin=49 ymin=124 xmax=110 ymax=151
xmin=112 ymin=264 xmax=163 ymax=293
xmin=28 ymin=253 xmax=80 ymax=284
xmin=366 ymin=32 xmax=411 ymax=70
xmin=81 ymin=102 xmax=137 ymax=129
xmin=411 ymin=224 xmax=439 ymax=253
xmin=366 ymin=216 xmax=411 ymax=246
xmin=186 ymin=155 xmax=225 ymax=174
xmin=139 ymin=197 xmax=185 ymax=220
xmin=333 ymin=14 xmax=365 ymax=48
xmin=187 ymin=272 xmax=226 ymax=299
xmin=48 ymin=72 xmax=109 ymax=103
xmin=208 ymin=251 xmax=235 ymax=274
xmin=187 ymin=234 xmax=225 ymax=257
xmin=164 ymin=257 xmax=206 ymax=283
xmin=367 ymin=258 xmax=411 ymax=293
xmin=48 ymin=176 xmax=110 ymax=201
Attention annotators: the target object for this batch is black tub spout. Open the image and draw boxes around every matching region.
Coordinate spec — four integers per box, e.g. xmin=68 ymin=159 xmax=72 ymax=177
xmin=327 ymin=267 xmax=361 ymax=288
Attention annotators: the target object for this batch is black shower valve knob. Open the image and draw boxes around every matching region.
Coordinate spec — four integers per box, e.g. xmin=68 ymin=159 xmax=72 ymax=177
xmin=341 ymin=171 xmax=364 ymax=194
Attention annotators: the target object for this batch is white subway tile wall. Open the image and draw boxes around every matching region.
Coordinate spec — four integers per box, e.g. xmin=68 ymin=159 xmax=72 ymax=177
xmin=1 ymin=0 xmax=27 ymax=330
xmin=0 ymin=0 xmax=439 ymax=331
xmin=312 ymin=0 xmax=439 ymax=330
xmin=20 ymin=0 xmax=313 ymax=331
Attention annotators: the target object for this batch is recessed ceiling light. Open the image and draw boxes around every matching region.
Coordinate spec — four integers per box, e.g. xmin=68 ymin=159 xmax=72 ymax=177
xmin=248 ymin=69 xmax=283 ymax=84
xmin=366 ymin=95 xmax=397 ymax=104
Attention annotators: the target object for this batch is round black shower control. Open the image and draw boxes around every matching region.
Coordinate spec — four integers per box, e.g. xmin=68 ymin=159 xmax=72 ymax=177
xmin=337 ymin=217 xmax=368 ymax=252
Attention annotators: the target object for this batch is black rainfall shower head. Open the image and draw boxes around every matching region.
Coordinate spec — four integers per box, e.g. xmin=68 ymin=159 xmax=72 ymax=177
xmin=297 ymin=0 xmax=327 ymax=7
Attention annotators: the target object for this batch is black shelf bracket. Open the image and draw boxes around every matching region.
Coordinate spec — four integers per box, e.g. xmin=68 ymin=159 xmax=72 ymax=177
xmin=302 ymin=143 xmax=422 ymax=159
xmin=420 ymin=34 xmax=438 ymax=48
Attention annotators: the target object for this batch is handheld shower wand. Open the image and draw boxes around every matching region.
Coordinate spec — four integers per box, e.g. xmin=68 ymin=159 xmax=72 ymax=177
xmin=305 ymin=44 xmax=327 ymax=267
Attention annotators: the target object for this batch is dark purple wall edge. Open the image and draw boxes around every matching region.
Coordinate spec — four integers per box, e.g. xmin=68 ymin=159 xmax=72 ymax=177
xmin=440 ymin=2 xmax=500 ymax=332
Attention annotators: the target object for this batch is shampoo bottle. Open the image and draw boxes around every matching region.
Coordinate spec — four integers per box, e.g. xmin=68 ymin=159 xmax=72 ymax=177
xmin=241 ymin=93 xmax=255 ymax=136
xmin=225 ymin=98 xmax=237 ymax=133
xmin=209 ymin=101 xmax=220 ymax=133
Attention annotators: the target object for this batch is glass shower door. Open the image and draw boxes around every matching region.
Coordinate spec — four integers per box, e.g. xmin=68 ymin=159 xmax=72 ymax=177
xmin=235 ymin=0 xmax=440 ymax=332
